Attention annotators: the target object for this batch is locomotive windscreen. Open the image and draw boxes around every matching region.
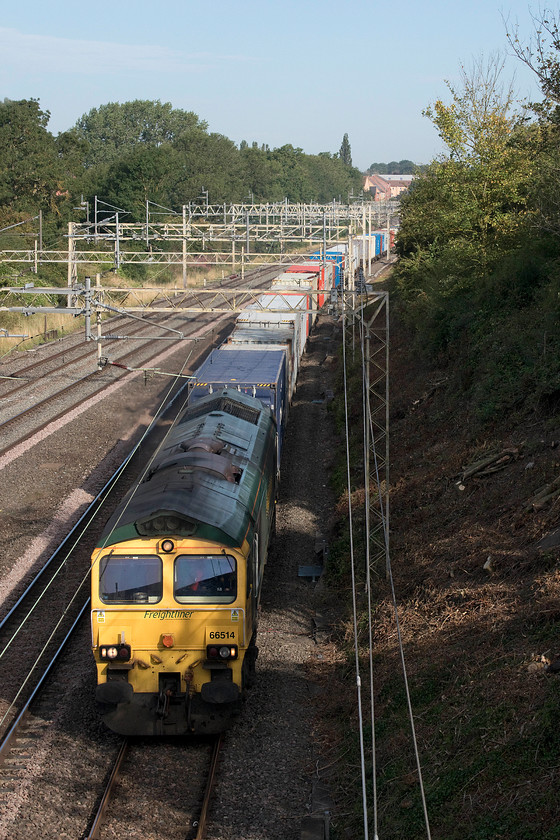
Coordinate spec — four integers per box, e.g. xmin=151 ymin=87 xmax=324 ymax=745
xmin=174 ymin=554 xmax=237 ymax=604
xmin=99 ymin=554 xmax=163 ymax=604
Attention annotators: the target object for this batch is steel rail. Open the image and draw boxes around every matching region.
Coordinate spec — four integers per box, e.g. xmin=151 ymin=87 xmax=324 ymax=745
xmin=0 ymin=427 xmax=143 ymax=634
xmin=86 ymin=739 xmax=129 ymax=840
xmin=0 ymin=267 xmax=279 ymax=458
xmin=0 ymin=269 xmax=244 ymax=389
xmin=0 ymin=311 xmax=156 ymax=396
xmin=0 ymin=599 xmax=89 ymax=765
xmin=195 ymin=734 xmax=223 ymax=840
xmin=0 ymin=311 xmax=228 ymax=460
xmin=0 ymin=309 xmax=188 ymax=414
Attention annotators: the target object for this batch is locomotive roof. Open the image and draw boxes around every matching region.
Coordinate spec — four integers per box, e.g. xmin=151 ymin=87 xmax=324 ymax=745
xmin=96 ymin=388 xmax=276 ymax=551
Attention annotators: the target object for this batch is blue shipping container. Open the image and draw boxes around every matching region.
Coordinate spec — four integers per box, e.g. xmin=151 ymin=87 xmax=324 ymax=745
xmin=189 ymin=348 xmax=288 ymax=466
xmin=309 ymin=250 xmax=345 ymax=287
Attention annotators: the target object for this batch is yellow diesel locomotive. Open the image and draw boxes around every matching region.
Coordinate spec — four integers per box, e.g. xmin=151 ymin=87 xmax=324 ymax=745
xmin=91 ymin=387 xmax=277 ymax=735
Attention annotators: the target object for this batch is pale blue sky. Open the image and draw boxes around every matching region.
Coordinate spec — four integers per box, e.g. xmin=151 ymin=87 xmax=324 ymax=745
xmin=0 ymin=0 xmax=544 ymax=170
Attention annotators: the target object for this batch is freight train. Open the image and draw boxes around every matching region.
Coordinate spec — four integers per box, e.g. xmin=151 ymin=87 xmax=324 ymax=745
xmin=90 ymin=261 xmax=336 ymax=735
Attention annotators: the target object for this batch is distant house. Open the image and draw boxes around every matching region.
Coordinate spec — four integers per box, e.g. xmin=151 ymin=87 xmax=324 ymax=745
xmin=363 ymin=174 xmax=390 ymax=201
xmin=363 ymin=173 xmax=415 ymax=201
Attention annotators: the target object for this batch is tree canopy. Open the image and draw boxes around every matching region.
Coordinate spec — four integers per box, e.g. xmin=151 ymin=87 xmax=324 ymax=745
xmin=0 ymin=95 xmax=363 ymax=230
xmin=393 ymin=46 xmax=560 ymax=420
xmin=74 ymin=99 xmax=208 ymax=167
xmin=0 ymin=99 xmax=65 ymax=214
xmin=395 ymin=56 xmax=532 ymax=333
xmin=367 ymin=159 xmax=417 ymax=174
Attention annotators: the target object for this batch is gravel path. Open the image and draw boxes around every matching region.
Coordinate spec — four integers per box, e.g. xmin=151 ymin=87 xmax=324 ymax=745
xmin=208 ymin=318 xmax=338 ymax=840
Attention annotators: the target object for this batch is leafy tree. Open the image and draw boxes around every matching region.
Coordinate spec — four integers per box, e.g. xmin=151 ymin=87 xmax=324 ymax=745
xmin=506 ymin=10 xmax=560 ymax=237
xmin=420 ymin=54 xmax=530 ymax=266
xmin=93 ymin=132 xmax=246 ymax=218
xmin=96 ymin=145 xmax=177 ymax=216
xmin=74 ymin=100 xmax=207 ymax=167
xmin=368 ymin=161 xmax=388 ymax=174
xmin=339 ymin=133 xmax=352 ymax=166
xmin=0 ymin=99 xmax=66 ymax=213
xmin=55 ymin=129 xmax=89 ymax=178
xmin=270 ymin=144 xmax=314 ymax=201
xmin=169 ymin=131 xmax=245 ymax=205
xmin=79 ymin=104 xmax=365 ymax=214
xmin=422 ymin=54 xmax=520 ymax=162
xmin=306 ymin=152 xmax=363 ymax=202
xmin=506 ymin=8 xmax=560 ymax=116
xmin=240 ymin=145 xmax=283 ymax=201
xmin=394 ymin=55 xmax=533 ymax=349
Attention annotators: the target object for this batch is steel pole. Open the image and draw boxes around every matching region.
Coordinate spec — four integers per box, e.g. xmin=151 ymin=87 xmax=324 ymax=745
xmin=182 ymin=205 xmax=187 ymax=289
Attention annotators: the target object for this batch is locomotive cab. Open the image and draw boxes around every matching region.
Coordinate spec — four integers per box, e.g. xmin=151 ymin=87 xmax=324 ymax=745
xmin=92 ymin=539 xmax=259 ymax=735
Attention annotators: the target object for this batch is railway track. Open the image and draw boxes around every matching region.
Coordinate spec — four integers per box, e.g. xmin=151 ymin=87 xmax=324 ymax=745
xmin=0 ymin=602 xmax=88 ymax=788
xmin=0 ymin=427 xmax=158 ymax=739
xmin=86 ymin=735 xmax=222 ymax=839
xmin=0 ymin=266 xmax=277 ymax=392
xmin=0 ymin=263 xmax=331 ymax=839
xmin=0 ymin=267 xmax=279 ymax=460
xmin=0 ymin=310 xmax=179 ymax=401
xmin=0 ymin=309 xmax=152 ymax=384
xmin=0 ymin=600 xmax=224 ymax=840
xmin=0 ymin=310 xmax=228 ymax=459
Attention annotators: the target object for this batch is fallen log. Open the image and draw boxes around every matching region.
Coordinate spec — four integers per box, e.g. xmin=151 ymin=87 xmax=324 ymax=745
xmin=525 ymin=477 xmax=560 ymax=512
xmin=458 ymin=447 xmax=521 ymax=483
xmin=532 ymin=488 xmax=560 ymax=511
xmin=529 ymin=475 xmax=560 ymax=504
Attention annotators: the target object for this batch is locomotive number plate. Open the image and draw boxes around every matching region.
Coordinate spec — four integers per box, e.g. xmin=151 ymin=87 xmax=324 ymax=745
xmin=206 ymin=627 xmax=237 ymax=643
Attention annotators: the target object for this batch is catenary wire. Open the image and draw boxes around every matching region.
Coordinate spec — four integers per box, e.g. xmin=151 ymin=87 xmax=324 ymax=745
xmin=359 ymin=308 xmax=379 ymax=840
xmin=341 ymin=301 xmax=370 ymax=840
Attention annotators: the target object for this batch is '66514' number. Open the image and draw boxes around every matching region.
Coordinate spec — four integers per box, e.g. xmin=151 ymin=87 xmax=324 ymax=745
xmin=209 ymin=631 xmax=235 ymax=639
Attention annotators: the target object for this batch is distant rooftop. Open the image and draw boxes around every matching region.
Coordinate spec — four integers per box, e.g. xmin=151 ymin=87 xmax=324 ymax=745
xmin=377 ymin=174 xmax=416 ymax=181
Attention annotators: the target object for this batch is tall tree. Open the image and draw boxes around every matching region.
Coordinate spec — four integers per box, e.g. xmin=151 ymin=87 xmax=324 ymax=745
xmin=0 ymin=98 xmax=63 ymax=212
xmin=74 ymin=100 xmax=208 ymax=167
xmin=339 ymin=133 xmax=352 ymax=166
xmin=506 ymin=9 xmax=560 ymax=237
xmin=422 ymin=54 xmax=519 ymax=162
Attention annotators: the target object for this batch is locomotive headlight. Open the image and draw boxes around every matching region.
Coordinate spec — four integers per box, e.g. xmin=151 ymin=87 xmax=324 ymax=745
xmin=206 ymin=644 xmax=238 ymax=661
xmin=100 ymin=644 xmax=131 ymax=662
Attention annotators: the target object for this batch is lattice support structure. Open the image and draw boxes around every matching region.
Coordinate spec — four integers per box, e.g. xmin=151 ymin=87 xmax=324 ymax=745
xmin=0 ymin=199 xmax=400 ymax=281
xmin=365 ymin=293 xmax=390 ymax=575
xmin=0 ymin=284 xmax=334 ymax=315
xmin=345 ymin=292 xmax=390 ymax=577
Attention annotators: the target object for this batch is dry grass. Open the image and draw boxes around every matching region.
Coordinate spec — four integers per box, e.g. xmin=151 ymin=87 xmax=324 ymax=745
xmin=0 ymin=312 xmax=85 ymax=356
